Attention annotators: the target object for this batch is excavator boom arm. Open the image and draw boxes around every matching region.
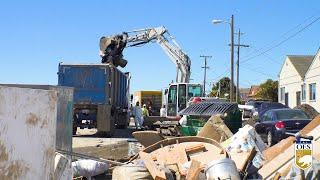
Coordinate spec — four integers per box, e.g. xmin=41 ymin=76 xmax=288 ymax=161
xmin=99 ymin=26 xmax=191 ymax=83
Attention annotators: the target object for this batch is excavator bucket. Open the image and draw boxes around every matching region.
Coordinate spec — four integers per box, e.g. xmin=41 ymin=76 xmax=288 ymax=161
xmin=99 ymin=34 xmax=128 ymax=68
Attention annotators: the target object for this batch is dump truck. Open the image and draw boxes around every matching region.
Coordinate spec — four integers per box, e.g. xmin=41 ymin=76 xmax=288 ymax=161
xmin=133 ymin=91 xmax=162 ymax=116
xmin=58 ymin=63 xmax=130 ymax=136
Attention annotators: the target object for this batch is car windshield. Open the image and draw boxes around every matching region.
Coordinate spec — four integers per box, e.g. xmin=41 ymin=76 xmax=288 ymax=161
xmin=275 ymin=110 xmax=310 ymax=120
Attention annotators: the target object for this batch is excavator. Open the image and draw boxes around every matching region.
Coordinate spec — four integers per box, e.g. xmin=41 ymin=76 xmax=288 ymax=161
xmin=99 ymin=26 xmax=202 ymax=117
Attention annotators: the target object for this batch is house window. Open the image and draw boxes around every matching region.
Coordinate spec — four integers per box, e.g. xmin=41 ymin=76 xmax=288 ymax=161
xmin=301 ymin=84 xmax=306 ymax=101
xmin=309 ymin=83 xmax=316 ymax=101
xmin=280 ymin=87 xmax=285 ymax=101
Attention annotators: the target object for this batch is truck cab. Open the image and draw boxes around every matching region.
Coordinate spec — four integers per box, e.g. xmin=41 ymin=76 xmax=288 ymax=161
xmin=166 ymin=83 xmax=202 ymax=116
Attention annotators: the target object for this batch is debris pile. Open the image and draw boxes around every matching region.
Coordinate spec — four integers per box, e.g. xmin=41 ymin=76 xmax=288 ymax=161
xmin=294 ymin=104 xmax=319 ymax=119
xmin=116 ymin=115 xmax=320 ymax=180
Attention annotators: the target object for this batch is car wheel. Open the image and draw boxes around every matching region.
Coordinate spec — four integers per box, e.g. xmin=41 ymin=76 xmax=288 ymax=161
xmin=267 ymin=131 xmax=274 ymax=147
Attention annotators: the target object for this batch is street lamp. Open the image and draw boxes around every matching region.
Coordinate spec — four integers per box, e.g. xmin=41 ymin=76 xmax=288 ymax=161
xmin=212 ymin=19 xmax=225 ymax=24
xmin=212 ymin=15 xmax=234 ymax=102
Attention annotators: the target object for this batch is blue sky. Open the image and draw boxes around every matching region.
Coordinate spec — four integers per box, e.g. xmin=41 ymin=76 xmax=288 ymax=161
xmin=0 ymin=1 xmax=319 ymax=93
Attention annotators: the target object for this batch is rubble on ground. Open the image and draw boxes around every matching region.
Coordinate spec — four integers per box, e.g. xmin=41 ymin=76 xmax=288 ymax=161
xmin=294 ymin=104 xmax=319 ymax=119
xmin=119 ymin=115 xmax=320 ymax=180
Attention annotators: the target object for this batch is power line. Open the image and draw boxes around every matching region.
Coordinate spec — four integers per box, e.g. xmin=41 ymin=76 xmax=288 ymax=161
xmin=242 ymin=66 xmax=276 ymax=78
xmin=241 ymin=15 xmax=320 ymax=64
xmin=242 ymin=46 xmax=282 ymax=65
xmin=240 ymin=13 xmax=320 ymax=60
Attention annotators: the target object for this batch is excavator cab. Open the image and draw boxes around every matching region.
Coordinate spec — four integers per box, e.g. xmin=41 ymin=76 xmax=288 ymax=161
xmin=166 ymin=83 xmax=202 ymax=116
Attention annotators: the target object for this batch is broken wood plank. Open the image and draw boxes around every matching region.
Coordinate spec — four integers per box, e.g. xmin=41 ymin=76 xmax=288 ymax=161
xmin=185 ymin=144 xmax=206 ymax=154
xmin=229 ymin=148 xmax=256 ymax=171
xmin=139 ymin=152 xmax=166 ymax=180
xmin=155 ymin=145 xmax=188 ymax=165
xmin=300 ymin=115 xmax=320 ymax=135
xmin=262 ymin=136 xmax=295 ymax=162
xmin=258 ymin=125 xmax=320 ymax=179
xmin=186 ymin=160 xmax=202 ymax=180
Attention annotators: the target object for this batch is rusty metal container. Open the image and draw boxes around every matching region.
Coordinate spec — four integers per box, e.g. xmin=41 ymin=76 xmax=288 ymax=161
xmin=0 ymin=86 xmax=58 ymax=179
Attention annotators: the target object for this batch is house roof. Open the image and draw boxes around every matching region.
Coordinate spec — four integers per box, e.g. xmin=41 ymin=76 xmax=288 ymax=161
xmin=305 ymin=48 xmax=320 ymax=77
xmin=248 ymin=85 xmax=260 ymax=97
xmin=287 ymin=55 xmax=314 ymax=78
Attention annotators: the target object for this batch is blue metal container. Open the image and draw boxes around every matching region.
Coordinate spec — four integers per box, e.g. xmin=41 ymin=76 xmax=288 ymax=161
xmin=58 ymin=63 xmax=129 ymax=136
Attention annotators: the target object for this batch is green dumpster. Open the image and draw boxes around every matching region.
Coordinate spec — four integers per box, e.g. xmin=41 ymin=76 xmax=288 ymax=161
xmin=178 ymin=102 xmax=242 ymax=136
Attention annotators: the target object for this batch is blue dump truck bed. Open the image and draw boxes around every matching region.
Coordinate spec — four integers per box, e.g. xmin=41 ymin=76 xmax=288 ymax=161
xmin=58 ymin=63 xmax=129 ymax=136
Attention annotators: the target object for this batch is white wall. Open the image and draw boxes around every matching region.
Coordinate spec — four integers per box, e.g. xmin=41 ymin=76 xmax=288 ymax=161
xmin=304 ymin=52 xmax=320 ymax=112
xmin=278 ymin=57 xmax=303 ymax=108
xmin=0 ymin=86 xmax=57 ymax=180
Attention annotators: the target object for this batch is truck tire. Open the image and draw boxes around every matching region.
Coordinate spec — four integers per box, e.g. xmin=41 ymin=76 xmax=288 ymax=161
xmin=96 ymin=130 xmax=114 ymax=138
xmin=116 ymin=124 xmax=127 ymax=129
xmin=73 ymin=126 xmax=77 ymax=135
xmin=115 ymin=114 xmax=129 ymax=129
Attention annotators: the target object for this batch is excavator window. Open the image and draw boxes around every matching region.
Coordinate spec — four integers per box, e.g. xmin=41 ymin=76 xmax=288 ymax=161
xmin=178 ymin=84 xmax=187 ymax=111
xmin=188 ymin=85 xmax=202 ymax=98
xmin=167 ymin=85 xmax=177 ymax=116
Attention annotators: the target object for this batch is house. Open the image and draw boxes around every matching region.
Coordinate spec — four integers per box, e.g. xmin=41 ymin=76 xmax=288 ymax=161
xmin=278 ymin=49 xmax=320 ymax=111
xmin=239 ymin=88 xmax=250 ymax=102
xmin=278 ymin=55 xmax=313 ymax=108
xmin=248 ymin=85 xmax=261 ymax=99
xmin=304 ymin=49 xmax=320 ymax=112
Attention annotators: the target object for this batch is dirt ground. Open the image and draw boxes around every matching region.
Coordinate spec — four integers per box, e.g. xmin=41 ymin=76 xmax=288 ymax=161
xmin=72 ymin=118 xmax=142 ymax=161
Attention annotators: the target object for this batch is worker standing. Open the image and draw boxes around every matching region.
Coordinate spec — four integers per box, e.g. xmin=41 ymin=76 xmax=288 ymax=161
xmin=148 ymin=106 xmax=153 ymax=116
xmin=142 ymin=104 xmax=149 ymax=117
xmin=132 ymin=102 xmax=144 ymax=129
xmin=160 ymin=105 xmax=166 ymax=117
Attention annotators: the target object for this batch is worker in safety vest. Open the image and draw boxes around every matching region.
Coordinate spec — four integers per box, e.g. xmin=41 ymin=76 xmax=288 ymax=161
xmin=142 ymin=104 xmax=149 ymax=117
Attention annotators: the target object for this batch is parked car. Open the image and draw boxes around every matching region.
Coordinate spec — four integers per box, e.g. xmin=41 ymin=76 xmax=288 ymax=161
xmin=254 ymin=108 xmax=311 ymax=146
xmin=252 ymin=102 xmax=288 ymax=120
xmin=242 ymin=100 xmax=270 ymax=119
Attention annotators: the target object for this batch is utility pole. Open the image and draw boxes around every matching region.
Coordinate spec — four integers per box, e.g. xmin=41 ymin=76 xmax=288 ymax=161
xmin=234 ymin=29 xmax=249 ymax=102
xmin=230 ymin=15 xmax=234 ymax=102
xmin=200 ymin=55 xmax=212 ymax=96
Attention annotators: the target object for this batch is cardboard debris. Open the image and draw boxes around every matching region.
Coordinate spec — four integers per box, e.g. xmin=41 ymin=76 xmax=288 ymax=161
xmin=229 ymin=147 xmax=257 ymax=171
xmin=139 ymin=152 xmax=167 ymax=180
xmin=186 ymin=160 xmax=202 ymax=180
xmin=197 ymin=115 xmax=233 ymax=142
xmin=133 ymin=137 xmax=228 ymax=179
xmin=262 ymin=136 xmax=296 ymax=162
xmin=132 ymin=131 xmax=165 ymax=147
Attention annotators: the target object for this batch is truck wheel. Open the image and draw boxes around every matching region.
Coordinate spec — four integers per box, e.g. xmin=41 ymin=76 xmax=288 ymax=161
xmin=73 ymin=126 xmax=77 ymax=135
xmin=116 ymin=124 xmax=127 ymax=129
xmin=96 ymin=131 xmax=114 ymax=138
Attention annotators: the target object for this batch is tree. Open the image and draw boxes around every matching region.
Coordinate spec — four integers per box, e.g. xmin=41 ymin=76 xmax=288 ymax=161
xmin=255 ymin=79 xmax=278 ymax=102
xmin=209 ymin=77 xmax=236 ymax=100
